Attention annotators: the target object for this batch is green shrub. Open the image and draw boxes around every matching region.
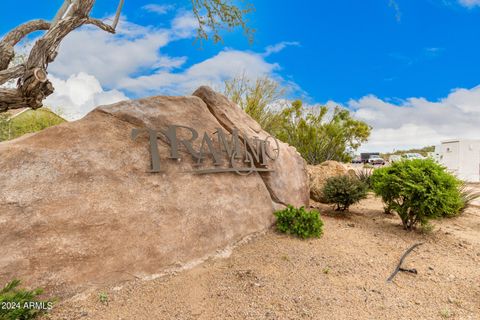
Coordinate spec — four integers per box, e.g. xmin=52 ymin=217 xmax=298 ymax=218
xmin=371 ymin=159 xmax=464 ymax=230
xmin=0 ymin=108 xmax=65 ymax=142
xmin=322 ymin=175 xmax=368 ymax=211
xmin=0 ymin=279 xmax=53 ymax=320
xmin=274 ymin=205 xmax=324 ymax=239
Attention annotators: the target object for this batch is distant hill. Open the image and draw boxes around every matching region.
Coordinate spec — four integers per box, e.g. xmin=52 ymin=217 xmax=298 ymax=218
xmin=380 ymin=146 xmax=435 ymax=159
xmin=0 ymin=108 xmax=66 ymax=142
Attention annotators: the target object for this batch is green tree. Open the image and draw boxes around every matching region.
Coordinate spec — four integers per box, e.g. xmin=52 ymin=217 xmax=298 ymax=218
xmin=192 ymin=0 xmax=255 ymax=44
xmin=224 ymin=75 xmax=288 ymax=134
xmin=276 ymin=100 xmax=371 ymax=164
xmin=224 ymin=75 xmax=371 ymax=164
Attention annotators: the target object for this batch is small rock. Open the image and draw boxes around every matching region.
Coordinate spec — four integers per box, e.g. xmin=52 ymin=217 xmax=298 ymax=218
xmin=347 ymin=223 xmax=355 ymax=228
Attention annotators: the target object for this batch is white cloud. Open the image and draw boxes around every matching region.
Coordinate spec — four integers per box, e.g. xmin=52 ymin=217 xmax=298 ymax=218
xmin=119 ymin=49 xmax=280 ymax=96
xmin=263 ymin=41 xmax=300 ymax=57
xmin=170 ymin=11 xmax=199 ymax=39
xmin=348 ymin=86 xmax=480 ymax=152
xmin=49 ymin=20 xmax=171 ymax=88
xmin=49 ymin=12 xmax=198 ymax=88
xmin=142 ymin=4 xmax=174 ymax=15
xmin=44 ymin=12 xmax=292 ymax=119
xmin=45 ymin=73 xmax=128 ymax=121
xmin=458 ymin=0 xmax=480 ymax=7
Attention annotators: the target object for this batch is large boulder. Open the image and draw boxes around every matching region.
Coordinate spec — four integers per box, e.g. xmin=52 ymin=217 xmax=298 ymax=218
xmin=307 ymin=161 xmax=348 ymax=202
xmin=193 ymin=86 xmax=309 ymax=207
xmin=0 ymin=89 xmax=309 ymax=297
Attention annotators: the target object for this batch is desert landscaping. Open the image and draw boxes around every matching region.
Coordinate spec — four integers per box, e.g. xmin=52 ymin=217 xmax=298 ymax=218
xmin=2 ymin=1 xmax=480 ymax=320
xmin=45 ymin=193 xmax=480 ymax=320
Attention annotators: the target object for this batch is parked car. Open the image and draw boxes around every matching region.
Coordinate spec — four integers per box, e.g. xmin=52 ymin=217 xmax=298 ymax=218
xmin=361 ymin=152 xmax=380 ymax=164
xmin=368 ymin=155 xmax=385 ymax=165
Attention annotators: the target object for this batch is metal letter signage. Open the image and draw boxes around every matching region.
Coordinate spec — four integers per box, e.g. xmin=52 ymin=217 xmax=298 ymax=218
xmin=131 ymin=126 xmax=280 ymax=175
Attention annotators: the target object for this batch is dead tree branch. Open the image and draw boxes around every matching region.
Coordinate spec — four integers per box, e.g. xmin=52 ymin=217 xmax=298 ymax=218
xmin=0 ymin=20 xmax=51 ymax=71
xmin=52 ymin=0 xmax=73 ymax=26
xmin=0 ymin=0 xmax=123 ymax=112
xmin=112 ymin=0 xmax=125 ymax=30
xmin=0 ymin=65 xmax=25 ymax=86
xmin=387 ymin=242 xmax=424 ymax=282
xmin=86 ymin=18 xmax=116 ymax=33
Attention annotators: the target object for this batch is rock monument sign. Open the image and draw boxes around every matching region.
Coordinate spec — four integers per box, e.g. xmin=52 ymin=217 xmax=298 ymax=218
xmin=132 ymin=125 xmax=280 ymax=175
xmin=0 ymin=87 xmax=308 ymax=297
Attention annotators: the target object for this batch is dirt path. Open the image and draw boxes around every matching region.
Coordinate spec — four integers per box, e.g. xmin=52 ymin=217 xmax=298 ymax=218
xmin=45 ymin=196 xmax=480 ymax=320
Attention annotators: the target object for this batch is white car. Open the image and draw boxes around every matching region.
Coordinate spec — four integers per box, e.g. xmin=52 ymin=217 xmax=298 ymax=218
xmin=368 ymin=155 xmax=385 ymax=165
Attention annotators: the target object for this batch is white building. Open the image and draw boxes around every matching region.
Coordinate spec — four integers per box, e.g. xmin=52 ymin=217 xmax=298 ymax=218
xmin=438 ymin=139 xmax=480 ymax=182
xmin=429 ymin=147 xmax=442 ymax=163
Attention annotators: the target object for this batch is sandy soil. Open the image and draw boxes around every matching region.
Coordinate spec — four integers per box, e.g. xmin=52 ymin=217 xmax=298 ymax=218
xmin=45 ymin=196 xmax=480 ymax=320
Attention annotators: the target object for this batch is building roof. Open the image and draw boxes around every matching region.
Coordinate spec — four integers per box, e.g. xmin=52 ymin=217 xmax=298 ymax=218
xmin=441 ymin=139 xmax=480 ymax=144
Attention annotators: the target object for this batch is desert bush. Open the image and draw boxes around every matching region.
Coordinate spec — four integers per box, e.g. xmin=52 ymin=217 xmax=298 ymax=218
xmin=322 ymin=175 xmax=368 ymax=211
xmin=274 ymin=205 xmax=324 ymax=239
xmin=0 ymin=279 xmax=53 ymax=320
xmin=371 ymin=159 xmax=464 ymax=230
xmin=308 ymin=161 xmax=348 ymax=203
xmin=355 ymin=168 xmax=373 ymax=189
xmin=459 ymin=182 xmax=480 ymax=214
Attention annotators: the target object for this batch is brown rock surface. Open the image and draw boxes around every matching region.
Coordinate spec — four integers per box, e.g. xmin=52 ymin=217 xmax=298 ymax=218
xmin=0 ymin=90 xmax=308 ymax=297
xmin=307 ymin=160 xmax=348 ymax=202
xmin=193 ymin=86 xmax=309 ymax=207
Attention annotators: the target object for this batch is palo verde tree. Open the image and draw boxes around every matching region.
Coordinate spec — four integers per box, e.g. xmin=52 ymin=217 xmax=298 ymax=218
xmin=224 ymin=74 xmax=287 ymax=134
xmin=276 ymin=101 xmax=371 ymax=164
xmin=0 ymin=0 xmax=254 ymax=113
xmin=225 ymin=75 xmax=371 ymax=164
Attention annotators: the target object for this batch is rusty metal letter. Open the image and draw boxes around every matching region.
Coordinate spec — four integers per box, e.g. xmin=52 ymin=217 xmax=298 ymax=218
xmin=165 ymin=125 xmax=199 ymax=160
xmin=131 ymin=128 xmax=161 ymax=173
xmin=197 ymin=132 xmax=223 ymax=166
xmin=216 ymin=127 xmax=243 ymax=160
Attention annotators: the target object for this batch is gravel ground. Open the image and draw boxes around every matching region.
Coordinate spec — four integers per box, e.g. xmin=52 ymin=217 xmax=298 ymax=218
xmin=44 ymin=196 xmax=480 ymax=320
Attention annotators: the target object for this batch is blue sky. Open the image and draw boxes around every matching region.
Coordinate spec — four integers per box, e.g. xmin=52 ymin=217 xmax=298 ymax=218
xmin=2 ymin=0 xmax=480 ymax=151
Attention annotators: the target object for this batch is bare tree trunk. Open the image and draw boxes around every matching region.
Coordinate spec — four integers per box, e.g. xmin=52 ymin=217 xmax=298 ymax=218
xmin=0 ymin=0 xmax=124 ymax=112
xmin=0 ymin=20 xmax=51 ymax=71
